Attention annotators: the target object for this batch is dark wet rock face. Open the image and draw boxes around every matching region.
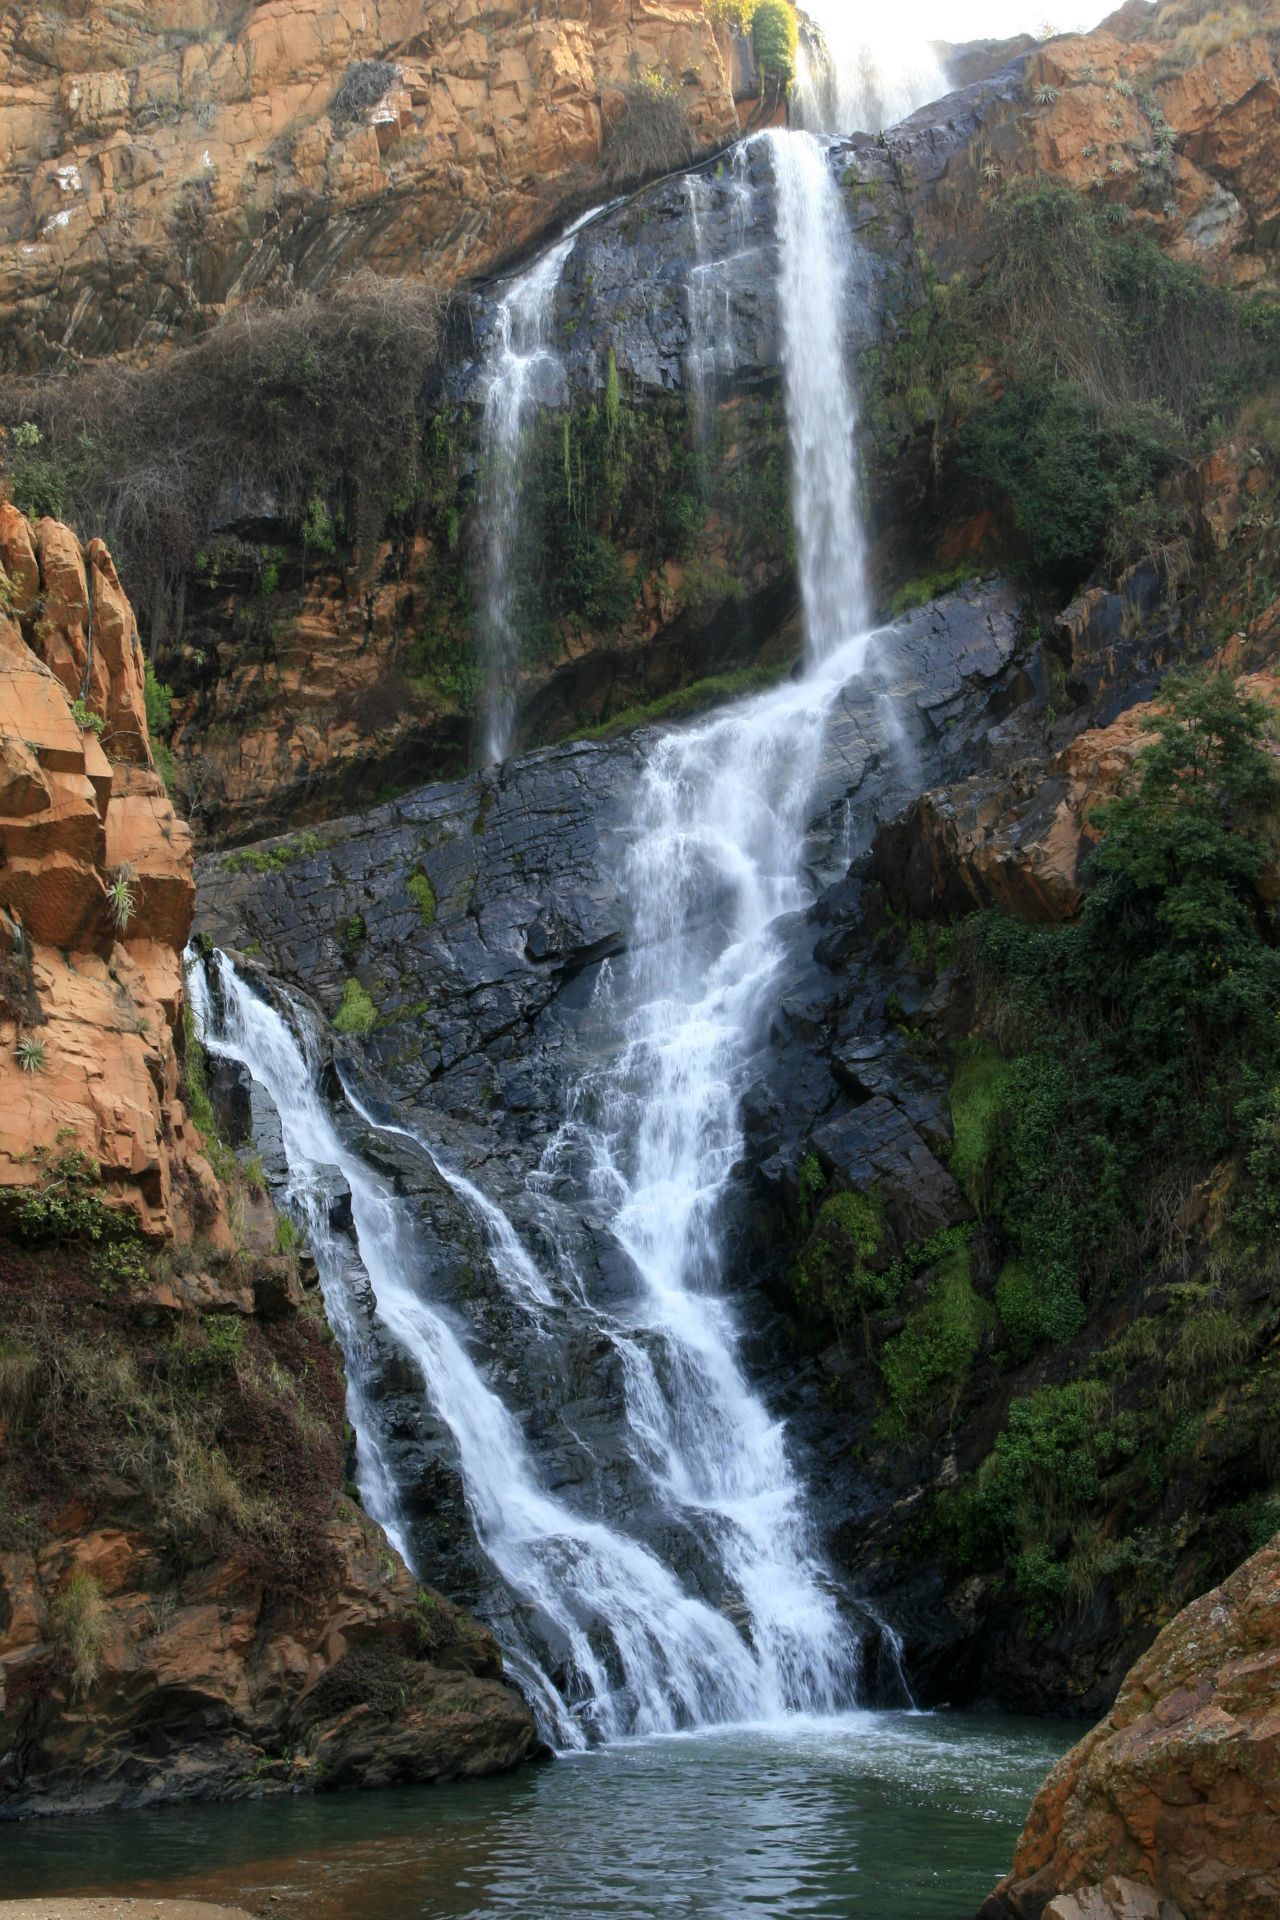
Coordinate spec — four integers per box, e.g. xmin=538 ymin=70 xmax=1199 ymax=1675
xmin=196 ymin=581 xmax=1027 ymax=1674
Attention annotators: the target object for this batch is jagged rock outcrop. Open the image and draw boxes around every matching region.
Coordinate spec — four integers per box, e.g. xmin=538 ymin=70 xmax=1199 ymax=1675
xmin=0 ymin=0 xmax=744 ymax=371
xmin=0 ymin=514 xmax=536 ymax=1816
xmin=889 ymin=0 xmax=1280 ymax=290
xmin=981 ymin=1537 xmax=1280 ymax=1920
xmin=0 ymin=503 xmax=225 ymax=1243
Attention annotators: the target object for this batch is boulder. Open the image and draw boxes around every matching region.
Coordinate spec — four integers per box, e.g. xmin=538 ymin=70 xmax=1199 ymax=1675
xmin=981 ymin=1538 xmax=1280 ymax=1920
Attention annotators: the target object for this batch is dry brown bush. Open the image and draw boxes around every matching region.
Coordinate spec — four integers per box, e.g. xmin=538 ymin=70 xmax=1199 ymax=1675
xmin=0 ymin=274 xmax=448 ymax=648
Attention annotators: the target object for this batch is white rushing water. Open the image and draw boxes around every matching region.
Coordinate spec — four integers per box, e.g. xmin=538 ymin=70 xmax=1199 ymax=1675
xmin=192 ymin=950 xmax=849 ymax=1746
xmin=793 ymin=3 xmax=949 ymax=136
xmin=759 ymin=129 xmax=868 ymax=659
xmin=477 ymin=211 xmax=600 ymax=767
xmin=192 ymin=125 xmax=892 ymax=1742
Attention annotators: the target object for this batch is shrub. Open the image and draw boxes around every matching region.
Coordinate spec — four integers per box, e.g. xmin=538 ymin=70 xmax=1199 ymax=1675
xmin=961 ymin=371 xmax=1176 ymax=588
xmin=143 ymin=666 xmax=173 ymax=738
xmin=790 ymin=1188 xmax=886 ymax=1331
xmin=15 ymin=1036 xmax=45 ymax=1074
xmin=602 ymin=74 xmax=699 ymax=184
xmin=995 ymin=1257 xmax=1085 ymax=1360
xmin=0 ymin=1340 xmax=39 ymax=1426
xmin=331 ymin=61 xmax=399 ymax=127
xmin=959 ymin=672 xmax=1280 ymax=1309
xmin=106 ymin=868 xmax=136 ymax=931
xmin=879 ymin=1241 xmax=987 ymax=1431
xmin=333 ymin=979 xmax=377 ymax=1037
xmin=274 ymin=1214 xmax=303 ymax=1255
xmin=204 ymin=1314 xmax=246 ymax=1371
xmin=889 ymin=563 xmax=981 ymax=616
xmin=948 ymin=1040 xmax=1012 ymax=1207
xmin=752 ymin=1 xmax=799 ymax=90
xmin=0 ymin=276 xmax=446 ymax=649
xmin=406 ymin=871 xmax=436 ymax=927
xmin=49 ymin=1572 xmax=108 ymax=1695
xmin=974 ymin=1381 xmax=1111 ymax=1544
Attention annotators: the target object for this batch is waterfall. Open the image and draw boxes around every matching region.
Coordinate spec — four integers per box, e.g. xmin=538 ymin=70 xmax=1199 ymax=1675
xmin=793 ymin=2 xmax=949 ymax=136
xmin=476 ymin=214 xmax=598 ymax=767
xmin=190 ymin=124 xmax=900 ymax=1744
xmin=760 ymin=129 xmax=868 ymax=659
xmin=191 ymin=948 xmax=855 ymax=1745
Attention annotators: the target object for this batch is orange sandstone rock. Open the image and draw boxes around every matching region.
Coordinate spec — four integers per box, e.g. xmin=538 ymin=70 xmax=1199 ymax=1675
xmin=982 ymin=1538 xmax=1280 ymax=1920
xmin=0 ymin=508 xmax=226 ymax=1242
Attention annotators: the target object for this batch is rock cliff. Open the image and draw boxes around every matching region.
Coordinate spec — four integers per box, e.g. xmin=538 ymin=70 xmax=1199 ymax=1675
xmin=0 ymin=513 xmax=536 ymax=1817
xmin=0 ymin=502 xmax=223 ymax=1243
xmin=981 ymin=1537 xmax=1280 ymax=1920
xmin=0 ymin=0 xmax=744 ymax=371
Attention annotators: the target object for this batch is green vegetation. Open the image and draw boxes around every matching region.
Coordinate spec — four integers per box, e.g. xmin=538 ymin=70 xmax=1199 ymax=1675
xmin=889 ymin=563 xmax=982 ymax=617
xmin=0 ymin=1234 xmax=348 ymax=1595
xmin=790 ymin=1188 xmax=886 ymax=1332
xmin=875 ymin=185 xmax=1280 ymax=590
xmin=223 ymin=829 xmax=326 ymax=876
xmin=567 ymin=661 xmax=793 ymax=741
xmin=915 ymin=671 xmax=1280 ymax=1624
xmin=751 ymin=1 xmax=799 ymax=90
xmin=71 ymin=697 xmax=105 ymax=738
xmin=406 ymin=870 xmax=437 ymax=927
xmin=602 ymin=71 xmax=699 ymax=185
xmin=2 ymin=1148 xmax=148 ymax=1298
xmin=333 ymin=979 xmax=377 ymax=1037
xmin=15 ymin=1037 xmax=45 ymax=1075
xmin=878 ymin=1239 xmax=988 ymax=1433
xmin=1 ymin=276 xmax=445 ymax=650
xmin=49 ymin=1571 xmax=108 ymax=1695
xmin=958 ymin=672 xmax=1280 ymax=1348
xmin=106 ymin=868 xmax=136 ymax=932
xmin=274 ymin=1214 xmax=304 ymax=1255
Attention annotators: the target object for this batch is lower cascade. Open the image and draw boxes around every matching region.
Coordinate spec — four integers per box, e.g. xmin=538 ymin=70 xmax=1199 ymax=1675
xmin=191 ymin=623 xmax=880 ymax=1745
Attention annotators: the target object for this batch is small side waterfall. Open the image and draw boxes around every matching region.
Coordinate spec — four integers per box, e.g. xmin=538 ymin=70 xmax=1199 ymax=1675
xmin=476 ymin=214 xmax=597 ymax=767
xmin=760 ymin=129 xmax=868 ymax=660
xmin=793 ymin=3 xmax=949 ymax=136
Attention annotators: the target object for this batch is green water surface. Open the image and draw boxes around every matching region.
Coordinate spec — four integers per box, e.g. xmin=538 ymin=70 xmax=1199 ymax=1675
xmin=0 ymin=1711 xmax=1074 ymax=1919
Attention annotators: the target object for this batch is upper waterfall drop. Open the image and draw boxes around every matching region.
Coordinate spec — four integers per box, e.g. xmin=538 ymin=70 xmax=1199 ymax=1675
xmin=792 ymin=2 xmax=949 ymax=136
xmin=759 ymin=128 xmax=869 ymax=664
xmin=476 ymin=214 xmax=595 ymax=767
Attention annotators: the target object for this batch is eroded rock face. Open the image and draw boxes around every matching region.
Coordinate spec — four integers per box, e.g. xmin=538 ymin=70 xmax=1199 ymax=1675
xmin=0 ymin=504 xmax=225 ymax=1243
xmin=0 ymin=0 xmax=743 ymax=370
xmin=981 ymin=1537 xmax=1280 ymax=1920
xmin=0 ymin=1496 xmax=535 ymax=1817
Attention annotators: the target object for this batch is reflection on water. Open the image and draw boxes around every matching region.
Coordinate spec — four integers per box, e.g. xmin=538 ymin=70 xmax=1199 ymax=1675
xmin=0 ymin=1712 xmax=1073 ymax=1920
